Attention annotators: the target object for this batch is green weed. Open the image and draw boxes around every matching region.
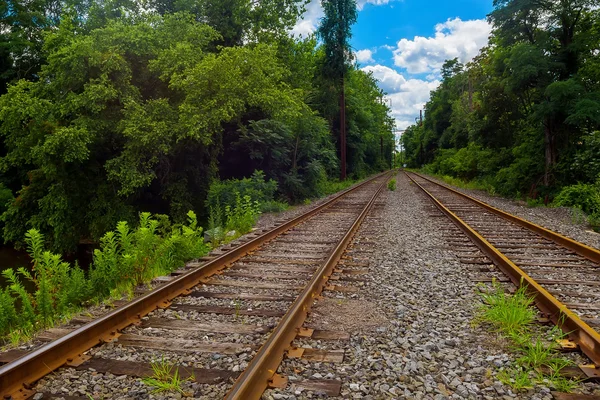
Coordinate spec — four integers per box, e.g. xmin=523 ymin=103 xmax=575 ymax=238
xmin=141 ymin=357 xmax=193 ymax=394
xmin=498 ymin=367 xmax=534 ymax=390
xmin=515 ymin=336 xmax=561 ymax=369
xmin=260 ymin=200 xmax=289 ymax=213
xmin=225 ymin=192 xmax=261 ymax=236
xmin=387 ymin=178 xmax=397 ymax=191
xmin=475 ymin=282 xmax=536 ymax=337
xmin=476 ymin=281 xmax=579 ymax=392
xmin=233 ymin=298 xmax=242 ymax=320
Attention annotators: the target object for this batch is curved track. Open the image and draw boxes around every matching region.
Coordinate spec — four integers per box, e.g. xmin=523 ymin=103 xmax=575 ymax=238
xmin=0 ymin=172 xmax=392 ymax=400
xmin=406 ymin=171 xmax=600 ymax=371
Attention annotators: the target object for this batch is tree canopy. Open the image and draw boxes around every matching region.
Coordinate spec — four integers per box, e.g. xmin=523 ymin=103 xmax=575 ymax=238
xmin=0 ymin=0 xmax=394 ymax=252
xmin=402 ymin=0 xmax=600 ymax=204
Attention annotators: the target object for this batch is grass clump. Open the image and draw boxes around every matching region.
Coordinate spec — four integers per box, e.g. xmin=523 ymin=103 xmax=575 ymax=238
xmin=476 ymin=282 xmax=536 ymax=337
xmin=387 ymin=178 xmax=397 ymax=191
xmin=475 ymin=281 xmax=581 ymax=393
xmin=141 ymin=357 xmax=193 ymax=395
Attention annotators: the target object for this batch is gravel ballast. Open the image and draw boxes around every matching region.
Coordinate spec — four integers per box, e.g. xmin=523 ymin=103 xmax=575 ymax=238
xmin=28 ymin=171 xmax=600 ymax=399
xmin=264 ymin=171 xmax=600 ymax=399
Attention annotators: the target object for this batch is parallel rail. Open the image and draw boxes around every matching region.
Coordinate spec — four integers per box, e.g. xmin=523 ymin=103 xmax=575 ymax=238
xmin=226 ymin=172 xmax=389 ymax=398
xmin=0 ymin=171 xmax=391 ymax=399
xmin=405 ymin=171 xmax=600 ymax=367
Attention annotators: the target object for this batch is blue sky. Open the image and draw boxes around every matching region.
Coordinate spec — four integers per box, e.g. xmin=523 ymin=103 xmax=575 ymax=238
xmin=292 ymin=0 xmax=495 ymax=130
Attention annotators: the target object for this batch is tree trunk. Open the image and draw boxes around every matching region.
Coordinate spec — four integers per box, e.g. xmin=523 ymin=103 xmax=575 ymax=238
xmin=292 ymin=134 xmax=300 ymax=171
xmin=543 ymin=119 xmax=556 ymax=186
xmin=340 ymin=78 xmax=346 ymax=180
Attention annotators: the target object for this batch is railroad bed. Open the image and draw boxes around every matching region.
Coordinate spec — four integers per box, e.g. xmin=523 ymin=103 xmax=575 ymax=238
xmin=406 ymin=171 xmax=600 ymax=376
xmin=0 ymin=173 xmax=391 ymax=399
xmin=2 ymin=171 xmax=600 ymax=399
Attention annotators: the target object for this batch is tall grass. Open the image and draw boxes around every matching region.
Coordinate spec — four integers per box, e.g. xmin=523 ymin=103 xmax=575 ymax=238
xmin=0 ymin=211 xmax=209 ymax=342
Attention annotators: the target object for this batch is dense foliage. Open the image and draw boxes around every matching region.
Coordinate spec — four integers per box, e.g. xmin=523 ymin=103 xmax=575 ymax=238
xmin=402 ymin=0 xmax=600 ymax=225
xmin=0 ymin=0 xmax=394 ymax=252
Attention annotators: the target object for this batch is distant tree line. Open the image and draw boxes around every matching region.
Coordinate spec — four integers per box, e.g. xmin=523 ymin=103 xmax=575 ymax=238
xmin=0 ymin=0 xmax=395 ymax=252
xmin=402 ymin=0 xmax=600 ymax=215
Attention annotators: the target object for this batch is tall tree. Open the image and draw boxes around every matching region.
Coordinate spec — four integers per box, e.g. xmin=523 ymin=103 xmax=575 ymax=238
xmin=317 ymin=0 xmax=357 ymax=180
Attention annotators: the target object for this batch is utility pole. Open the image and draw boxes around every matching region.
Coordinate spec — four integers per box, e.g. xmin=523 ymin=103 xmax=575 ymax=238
xmin=378 ymin=97 xmax=391 ymax=162
xmin=340 ymin=78 xmax=346 ymax=180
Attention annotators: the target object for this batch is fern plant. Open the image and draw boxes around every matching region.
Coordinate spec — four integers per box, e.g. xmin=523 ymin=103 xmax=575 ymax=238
xmin=0 ymin=210 xmax=211 ymax=343
xmin=2 ymin=269 xmax=36 ymax=333
xmin=0 ymin=287 xmax=18 ymax=337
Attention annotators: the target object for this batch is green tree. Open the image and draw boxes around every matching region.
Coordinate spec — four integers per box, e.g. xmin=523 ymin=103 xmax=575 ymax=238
xmin=317 ymin=0 xmax=358 ymax=180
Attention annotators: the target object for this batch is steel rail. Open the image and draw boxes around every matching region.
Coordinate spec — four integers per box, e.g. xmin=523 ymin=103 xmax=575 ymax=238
xmin=405 ymin=171 xmax=600 ymax=366
xmin=0 ymin=172 xmax=389 ymax=399
xmin=225 ymin=172 xmax=392 ymax=399
xmin=411 ymin=172 xmax=600 ymax=264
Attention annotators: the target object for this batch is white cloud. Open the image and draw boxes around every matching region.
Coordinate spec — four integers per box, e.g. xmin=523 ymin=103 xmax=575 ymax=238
xmin=292 ymin=0 xmax=400 ymax=37
xmin=291 ymin=0 xmax=324 ymax=37
xmin=362 ymin=65 xmax=440 ymax=130
xmin=357 ymin=0 xmax=396 ymax=10
xmin=355 ymin=49 xmax=375 ymax=64
xmin=393 ymin=18 xmax=491 ymax=74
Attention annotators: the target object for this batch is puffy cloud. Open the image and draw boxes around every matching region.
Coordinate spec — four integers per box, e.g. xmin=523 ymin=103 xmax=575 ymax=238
xmin=291 ymin=0 xmax=323 ymax=37
xmin=362 ymin=65 xmax=440 ymax=129
xmin=355 ymin=49 xmax=375 ymax=64
xmin=393 ymin=18 xmax=491 ymax=74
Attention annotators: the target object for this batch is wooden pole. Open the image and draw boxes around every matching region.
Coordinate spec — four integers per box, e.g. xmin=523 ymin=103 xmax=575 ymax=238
xmin=340 ymin=78 xmax=346 ymax=180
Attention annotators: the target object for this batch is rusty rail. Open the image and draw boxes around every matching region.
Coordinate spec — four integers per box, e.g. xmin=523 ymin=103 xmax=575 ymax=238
xmin=405 ymin=171 xmax=600 ymax=366
xmin=0 ymin=171 xmax=390 ymax=399
xmin=225 ymin=173 xmax=392 ymax=399
xmin=411 ymin=172 xmax=600 ymax=264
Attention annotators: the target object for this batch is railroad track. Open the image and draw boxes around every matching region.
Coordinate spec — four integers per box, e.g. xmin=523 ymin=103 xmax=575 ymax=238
xmin=0 ymin=172 xmax=392 ymax=400
xmin=405 ymin=171 xmax=600 ymax=377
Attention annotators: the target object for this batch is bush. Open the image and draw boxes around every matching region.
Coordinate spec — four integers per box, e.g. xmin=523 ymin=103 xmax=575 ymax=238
xmin=387 ymin=179 xmax=396 ymax=191
xmin=260 ymin=200 xmax=289 ymax=213
xmin=553 ymin=182 xmax=600 ymax=230
xmin=553 ymin=183 xmax=600 ymax=216
xmin=206 ymin=170 xmax=277 ymax=212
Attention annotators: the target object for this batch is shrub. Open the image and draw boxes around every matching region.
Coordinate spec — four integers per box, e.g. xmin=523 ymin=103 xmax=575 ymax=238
xmin=206 ymin=170 xmax=277 ymax=212
xmin=553 ymin=183 xmax=600 ymax=217
xmin=387 ymin=179 xmax=396 ymax=191
xmin=260 ymin=200 xmax=289 ymax=213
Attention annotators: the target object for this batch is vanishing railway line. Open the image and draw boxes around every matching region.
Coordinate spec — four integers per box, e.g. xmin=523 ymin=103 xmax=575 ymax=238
xmin=0 ymin=172 xmax=391 ymax=400
xmin=406 ymin=171 xmax=600 ymax=377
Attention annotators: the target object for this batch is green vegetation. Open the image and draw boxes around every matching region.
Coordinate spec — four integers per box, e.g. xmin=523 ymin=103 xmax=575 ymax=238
xmin=475 ymin=281 xmax=580 ymax=392
xmin=0 ymin=211 xmax=208 ymax=341
xmin=402 ymin=0 xmax=600 ymax=229
xmin=141 ymin=357 xmax=193 ymax=395
xmin=476 ymin=281 xmax=536 ymax=337
xmin=0 ymin=0 xmax=394 ymax=254
xmin=387 ymin=179 xmax=397 ymax=191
